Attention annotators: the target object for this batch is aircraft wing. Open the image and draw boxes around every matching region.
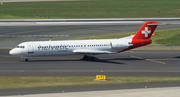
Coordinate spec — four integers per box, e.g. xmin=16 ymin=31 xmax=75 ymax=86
xmin=73 ymin=49 xmax=115 ymax=54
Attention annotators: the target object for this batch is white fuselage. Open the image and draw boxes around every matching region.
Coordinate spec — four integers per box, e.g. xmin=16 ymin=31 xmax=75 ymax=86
xmin=9 ymin=36 xmax=133 ymax=57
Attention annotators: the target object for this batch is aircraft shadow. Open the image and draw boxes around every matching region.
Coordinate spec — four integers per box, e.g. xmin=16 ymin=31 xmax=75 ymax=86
xmin=24 ymin=57 xmax=142 ymax=65
xmin=25 ymin=59 xmax=124 ymax=65
xmin=106 ymin=58 xmax=142 ymax=61
xmin=22 ymin=59 xmax=80 ymax=62
xmin=175 ymin=56 xmax=180 ymax=58
xmin=21 ymin=55 xmax=179 ymax=65
xmin=80 ymin=58 xmax=125 ymax=65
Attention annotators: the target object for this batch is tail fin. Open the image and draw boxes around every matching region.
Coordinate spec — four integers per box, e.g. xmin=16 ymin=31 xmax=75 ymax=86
xmin=117 ymin=21 xmax=170 ymax=53
xmin=133 ymin=21 xmax=170 ymax=39
xmin=131 ymin=21 xmax=170 ymax=48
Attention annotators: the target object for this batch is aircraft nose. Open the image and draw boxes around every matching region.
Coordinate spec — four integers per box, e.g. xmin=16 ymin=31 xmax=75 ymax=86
xmin=9 ymin=49 xmax=16 ymax=55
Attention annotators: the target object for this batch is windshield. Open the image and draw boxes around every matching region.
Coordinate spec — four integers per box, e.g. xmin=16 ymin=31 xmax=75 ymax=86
xmin=16 ymin=46 xmax=25 ymax=48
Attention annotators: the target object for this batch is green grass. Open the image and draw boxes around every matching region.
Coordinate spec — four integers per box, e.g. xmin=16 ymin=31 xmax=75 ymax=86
xmin=1 ymin=76 xmax=180 ymax=89
xmin=0 ymin=0 xmax=180 ymax=19
xmin=151 ymin=29 xmax=180 ymax=46
xmin=134 ymin=47 xmax=180 ymax=50
xmin=155 ymin=33 xmax=180 ymax=46
xmin=68 ymin=29 xmax=180 ymax=46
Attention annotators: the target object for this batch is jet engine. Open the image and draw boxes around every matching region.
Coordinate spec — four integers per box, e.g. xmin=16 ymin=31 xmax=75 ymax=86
xmin=110 ymin=42 xmax=133 ymax=49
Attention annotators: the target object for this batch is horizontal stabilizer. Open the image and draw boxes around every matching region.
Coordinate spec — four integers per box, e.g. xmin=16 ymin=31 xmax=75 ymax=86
xmin=147 ymin=23 xmax=171 ymax=25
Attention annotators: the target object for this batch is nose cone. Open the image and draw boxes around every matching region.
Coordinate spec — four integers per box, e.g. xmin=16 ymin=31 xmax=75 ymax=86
xmin=9 ymin=49 xmax=21 ymax=55
xmin=9 ymin=48 xmax=25 ymax=56
xmin=9 ymin=49 xmax=15 ymax=55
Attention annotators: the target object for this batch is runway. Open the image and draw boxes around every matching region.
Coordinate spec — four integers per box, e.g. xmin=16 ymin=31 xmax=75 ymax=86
xmin=0 ymin=49 xmax=180 ymax=76
xmin=0 ymin=21 xmax=180 ymax=96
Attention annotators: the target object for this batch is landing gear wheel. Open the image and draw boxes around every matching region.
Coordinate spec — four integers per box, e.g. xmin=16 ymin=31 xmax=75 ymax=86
xmin=90 ymin=57 xmax=95 ymax=61
xmin=83 ymin=55 xmax=89 ymax=60
xmin=25 ymin=59 xmax=29 ymax=62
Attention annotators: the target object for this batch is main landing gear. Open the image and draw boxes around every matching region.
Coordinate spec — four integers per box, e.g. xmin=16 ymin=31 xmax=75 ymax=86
xmin=25 ymin=58 xmax=29 ymax=62
xmin=83 ymin=55 xmax=95 ymax=61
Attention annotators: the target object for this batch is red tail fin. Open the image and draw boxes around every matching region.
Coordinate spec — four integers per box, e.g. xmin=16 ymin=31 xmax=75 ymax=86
xmin=133 ymin=21 xmax=169 ymax=39
xmin=118 ymin=21 xmax=170 ymax=53
xmin=131 ymin=21 xmax=170 ymax=48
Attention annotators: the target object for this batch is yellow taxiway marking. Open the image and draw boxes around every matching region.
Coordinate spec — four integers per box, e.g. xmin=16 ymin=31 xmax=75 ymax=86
xmin=0 ymin=55 xmax=79 ymax=59
xmin=131 ymin=55 xmax=166 ymax=64
xmin=0 ymin=48 xmax=12 ymax=49
xmin=0 ymin=55 xmax=80 ymax=63
xmin=0 ymin=35 xmax=69 ymax=37
xmin=152 ymin=58 xmax=180 ymax=60
xmin=0 ymin=55 xmax=17 ymax=58
xmin=0 ymin=61 xmax=20 ymax=63
xmin=0 ymin=54 xmax=80 ymax=59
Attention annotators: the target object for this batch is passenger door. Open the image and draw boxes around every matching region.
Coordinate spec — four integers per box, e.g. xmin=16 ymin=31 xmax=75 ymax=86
xmin=28 ymin=43 xmax=34 ymax=54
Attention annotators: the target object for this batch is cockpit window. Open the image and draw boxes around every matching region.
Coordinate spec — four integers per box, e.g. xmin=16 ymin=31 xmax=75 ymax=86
xmin=16 ymin=46 xmax=25 ymax=48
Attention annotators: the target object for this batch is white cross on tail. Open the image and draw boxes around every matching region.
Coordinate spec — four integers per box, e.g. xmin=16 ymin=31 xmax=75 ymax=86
xmin=142 ymin=27 xmax=151 ymax=37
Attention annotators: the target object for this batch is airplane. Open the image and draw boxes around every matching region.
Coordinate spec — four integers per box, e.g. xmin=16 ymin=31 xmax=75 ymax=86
xmin=9 ymin=21 xmax=170 ymax=62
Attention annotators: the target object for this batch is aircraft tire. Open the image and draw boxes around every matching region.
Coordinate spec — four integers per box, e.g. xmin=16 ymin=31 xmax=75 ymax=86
xmin=83 ymin=55 xmax=89 ymax=60
xmin=25 ymin=59 xmax=29 ymax=62
xmin=90 ymin=57 xmax=95 ymax=61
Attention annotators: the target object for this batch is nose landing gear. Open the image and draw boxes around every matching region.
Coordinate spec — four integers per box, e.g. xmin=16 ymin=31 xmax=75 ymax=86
xmin=20 ymin=56 xmax=29 ymax=62
xmin=25 ymin=58 xmax=29 ymax=62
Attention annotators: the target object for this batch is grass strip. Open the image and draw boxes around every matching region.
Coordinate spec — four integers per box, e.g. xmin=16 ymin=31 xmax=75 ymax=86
xmin=68 ymin=28 xmax=180 ymax=46
xmin=155 ymin=33 xmax=180 ymax=46
xmin=1 ymin=76 xmax=180 ymax=89
xmin=134 ymin=47 xmax=180 ymax=50
xmin=0 ymin=0 xmax=180 ymax=19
